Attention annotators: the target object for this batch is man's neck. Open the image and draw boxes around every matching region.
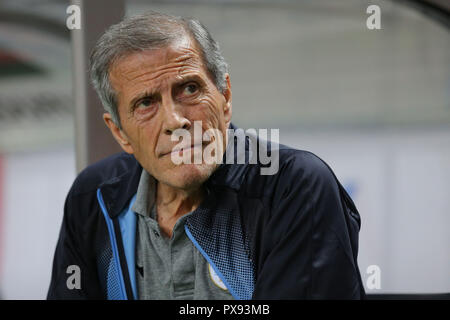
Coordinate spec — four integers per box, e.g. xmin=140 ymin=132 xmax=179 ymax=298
xmin=155 ymin=182 xmax=205 ymax=238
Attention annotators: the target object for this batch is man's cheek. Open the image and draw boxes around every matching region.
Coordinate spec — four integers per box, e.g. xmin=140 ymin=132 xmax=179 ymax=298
xmin=195 ymin=102 xmax=222 ymax=127
xmin=198 ymin=94 xmax=221 ymax=112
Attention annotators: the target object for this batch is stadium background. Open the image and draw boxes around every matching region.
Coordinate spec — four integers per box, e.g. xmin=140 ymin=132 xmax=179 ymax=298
xmin=0 ymin=0 xmax=449 ymax=299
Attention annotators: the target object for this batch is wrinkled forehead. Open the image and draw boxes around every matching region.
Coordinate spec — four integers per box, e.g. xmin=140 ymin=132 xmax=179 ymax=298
xmin=109 ymin=34 xmax=205 ymax=84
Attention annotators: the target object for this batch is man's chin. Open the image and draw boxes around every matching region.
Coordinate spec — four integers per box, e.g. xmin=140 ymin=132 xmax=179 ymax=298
xmin=161 ymin=163 xmax=218 ymax=190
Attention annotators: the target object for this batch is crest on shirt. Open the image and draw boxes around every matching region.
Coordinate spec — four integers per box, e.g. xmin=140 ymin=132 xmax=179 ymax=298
xmin=208 ymin=263 xmax=228 ymax=291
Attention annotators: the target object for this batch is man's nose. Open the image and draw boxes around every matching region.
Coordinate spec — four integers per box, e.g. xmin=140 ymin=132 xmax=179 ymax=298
xmin=161 ymin=98 xmax=191 ymax=135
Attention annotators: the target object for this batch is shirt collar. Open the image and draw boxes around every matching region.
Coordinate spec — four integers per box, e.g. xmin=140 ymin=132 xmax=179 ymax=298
xmin=132 ymin=169 xmax=156 ymax=217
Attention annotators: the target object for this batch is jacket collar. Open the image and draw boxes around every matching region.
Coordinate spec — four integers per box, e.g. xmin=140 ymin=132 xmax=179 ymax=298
xmin=99 ymin=155 xmax=143 ymax=219
xmin=205 ymin=122 xmax=249 ymax=191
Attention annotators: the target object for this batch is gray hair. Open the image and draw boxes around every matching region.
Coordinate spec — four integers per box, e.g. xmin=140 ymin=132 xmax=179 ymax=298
xmin=89 ymin=11 xmax=229 ymax=127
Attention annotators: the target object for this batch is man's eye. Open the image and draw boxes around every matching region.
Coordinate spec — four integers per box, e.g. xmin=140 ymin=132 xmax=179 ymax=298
xmin=137 ymin=98 xmax=154 ymax=109
xmin=183 ymin=83 xmax=199 ymax=96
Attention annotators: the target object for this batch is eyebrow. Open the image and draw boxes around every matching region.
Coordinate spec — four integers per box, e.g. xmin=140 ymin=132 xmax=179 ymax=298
xmin=128 ymin=74 xmax=205 ymax=110
xmin=129 ymin=90 xmax=158 ymax=110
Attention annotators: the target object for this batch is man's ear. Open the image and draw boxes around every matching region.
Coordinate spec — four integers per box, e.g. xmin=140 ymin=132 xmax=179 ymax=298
xmin=222 ymin=73 xmax=232 ymax=127
xmin=103 ymin=113 xmax=134 ymax=154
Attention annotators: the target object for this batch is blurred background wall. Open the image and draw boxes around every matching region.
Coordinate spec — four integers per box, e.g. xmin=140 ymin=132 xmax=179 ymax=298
xmin=0 ymin=0 xmax=449 ymax=299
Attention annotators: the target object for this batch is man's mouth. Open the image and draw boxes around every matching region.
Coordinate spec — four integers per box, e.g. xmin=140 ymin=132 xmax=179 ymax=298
xmin=161 ymin=143 xmax=203 ymax=157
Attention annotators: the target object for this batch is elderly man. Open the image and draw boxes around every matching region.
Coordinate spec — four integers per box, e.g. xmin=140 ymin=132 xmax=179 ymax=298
xmin=48 ymin=11 xmax=364 ymax=300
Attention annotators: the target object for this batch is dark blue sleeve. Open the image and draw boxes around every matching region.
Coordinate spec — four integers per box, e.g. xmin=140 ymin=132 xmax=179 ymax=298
xmin=252 ymin=151 xmax=364 ymax=299
xmin=47 ymin=188 xmax=104 ymax=300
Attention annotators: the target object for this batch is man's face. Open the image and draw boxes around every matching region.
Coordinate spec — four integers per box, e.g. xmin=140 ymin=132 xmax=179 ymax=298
xmin=106 ymin=35 xmax=232 ymax=190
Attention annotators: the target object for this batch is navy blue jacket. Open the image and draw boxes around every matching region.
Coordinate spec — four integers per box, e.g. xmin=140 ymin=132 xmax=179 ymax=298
xmin=47 ymin=129 xmax=365 ymax=300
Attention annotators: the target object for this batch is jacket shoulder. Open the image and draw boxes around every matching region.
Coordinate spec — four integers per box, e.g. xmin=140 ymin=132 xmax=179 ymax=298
xmin=69 ymin=152 xmax=139 ymax=197
xmin=279 ymin=148 xmax=340 ymax=192
xmin=241 ymin=146 xmax=340 ymax=200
